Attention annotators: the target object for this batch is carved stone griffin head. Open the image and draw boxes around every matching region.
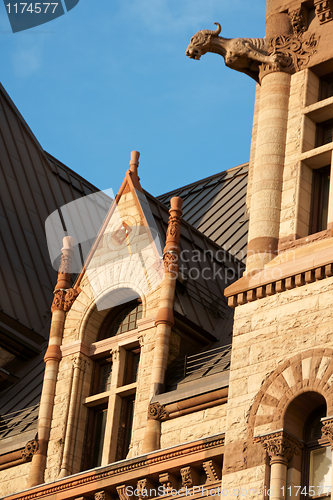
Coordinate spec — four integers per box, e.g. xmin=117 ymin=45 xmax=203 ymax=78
xmin=186 ymin=22 xmax=221 ymax=60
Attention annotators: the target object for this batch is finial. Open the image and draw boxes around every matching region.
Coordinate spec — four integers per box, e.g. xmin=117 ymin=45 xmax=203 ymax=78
xmin=169 ymin=196 xmax=183 ymax=215
xmin=129 ymin=151 xmax=140 ymax=175
xmin=55 ymin=236 xmax=75 ymax=290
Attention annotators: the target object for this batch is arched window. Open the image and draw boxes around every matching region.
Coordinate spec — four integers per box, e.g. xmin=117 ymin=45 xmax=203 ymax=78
xmin=99 ymin=300 xmax=143 ymax=340
xmin=282 ymin=392 xmax=331 ymax=500
xmin=303 ymin=406 xmax=331 ymax=500
xmin=82 ymin=300 xmax=142 ymax=471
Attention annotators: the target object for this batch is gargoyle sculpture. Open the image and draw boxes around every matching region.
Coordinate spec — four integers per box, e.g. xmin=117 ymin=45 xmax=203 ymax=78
xmin=186 ymin=23 xmax=279 ymax=82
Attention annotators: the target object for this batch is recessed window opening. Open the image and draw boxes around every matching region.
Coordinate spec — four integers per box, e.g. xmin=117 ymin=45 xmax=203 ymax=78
xmin=115 ymin=396 xmax=135 ymax=461
xmin=124 ymin=348 xmax=140 ymax=386
xmin=310 ymin=165 xmax=330 ymax=234
xmin=319 ymin=73 xmax=333 ymax=101
xmin=316 ymin=119 xmax=333 ymax=147
xmin=99 ymin=300 xmax=143 ymax=340
xmin=303 ymin=405 xmax=331 ymax=500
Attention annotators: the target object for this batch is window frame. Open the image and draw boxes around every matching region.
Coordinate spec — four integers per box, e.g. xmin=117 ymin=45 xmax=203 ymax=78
xmin=302 ymin=406 xmax=331 ymax=500
xmin=82 ymin=301 xmax=143 ymax=471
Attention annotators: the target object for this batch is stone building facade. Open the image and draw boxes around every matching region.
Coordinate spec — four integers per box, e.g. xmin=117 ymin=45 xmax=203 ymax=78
xmin=2 ymin=0 xmax=333 ymax=499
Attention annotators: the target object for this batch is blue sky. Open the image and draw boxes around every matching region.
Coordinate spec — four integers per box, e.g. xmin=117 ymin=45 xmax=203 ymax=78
xmin=1 ymin=0 xmax=266 ymax=196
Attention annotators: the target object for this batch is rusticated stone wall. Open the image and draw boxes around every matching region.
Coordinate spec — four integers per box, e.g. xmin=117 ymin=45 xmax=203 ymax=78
xmin=222 ymin=270 xmax=333 ymax=495
xmin=0 ymin=463 xmax=31 ymax=497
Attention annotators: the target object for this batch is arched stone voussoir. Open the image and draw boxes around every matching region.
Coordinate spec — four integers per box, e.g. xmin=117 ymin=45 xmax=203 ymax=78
xmin=248 ymin=348 xmax=333 ymax=439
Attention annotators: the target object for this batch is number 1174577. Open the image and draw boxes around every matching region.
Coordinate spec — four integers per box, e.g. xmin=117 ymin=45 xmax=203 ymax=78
xmin=6 ymin=3 xmax=58 ymax=14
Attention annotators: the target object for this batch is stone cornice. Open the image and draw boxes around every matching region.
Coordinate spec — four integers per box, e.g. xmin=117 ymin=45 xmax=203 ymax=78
xmin=225 ymin=240 xmax=333 ymax=307
xmin=4 ymin=434 xmax=225 ymax=500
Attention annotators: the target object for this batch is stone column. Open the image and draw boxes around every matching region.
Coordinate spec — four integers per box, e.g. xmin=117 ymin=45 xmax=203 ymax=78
xmin=246 ymin=13 xmax=292 ymax=273
xmin=59 ymin=356 xmax=86 ymax=478
xmin=246 ymin=71 xmax=291 ymax=272
xmin=141 ymin=196 xmax=183 ymax=454
xmin=257 ymin=431 xmax=303 ymax=500
xmin=149 ymin=196 xmax=183 ymax=397
xmin=27 ymin=236 xmax=77 ymax=487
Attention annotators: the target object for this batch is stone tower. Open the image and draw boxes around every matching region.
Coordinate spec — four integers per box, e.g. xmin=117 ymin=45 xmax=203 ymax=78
xmin=223 ymin=0 xmax=333 ymax=497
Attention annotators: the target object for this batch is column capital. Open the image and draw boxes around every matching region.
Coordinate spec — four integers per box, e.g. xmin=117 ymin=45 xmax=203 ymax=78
xmin=322 ymin=417 xmax=333 ymax=449
xmin=259 ymin=32 xmax=318 ymax=83
xmin=255 ymin=430 xmax=303 ymax=465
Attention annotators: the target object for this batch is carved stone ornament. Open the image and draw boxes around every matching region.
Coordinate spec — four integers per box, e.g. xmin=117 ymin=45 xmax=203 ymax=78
xmin=259 ymin=33 xmax=318 ymax=82
xmin=138 ymin=335 xmax=145 ymax=347
xmin=94 ymin=492 xmax=106 ymax=500
xmin=116 ymin=485 xmax=130 ymax=500
xmin=322 ymin=418 xmax=333 ymax=449
xmin=72 ymin=356 xmax=87 ymax=372
xmin=186 ymin=22 xmax=279 ymax=83
xmin=58 ymin=254 xmax=73 ymax=274
xmin=163 ymin=251 xmax=178 ymax=273
xmin=255 ymin=430 xmax=303 ymax=464
xmin=51 ymin=288 xmax=79 ymax=313
xmin=159 ymin=472 xmax=177 ymax=491
xmin=51 ymin=289 xmax=66 ymax=312
xmin=147 ymin=402 xmax=169 ymax=421
xmin=314 ymin=0 xmax=333 ymax=24
xmin=64 ymin=288 xmax=79 ymax=311
xmin=180 ymin=467 xmax=193 ymax=487
xmin=203 ymin=460 xmax=220 ymax=482
xmin=136 ymin=479 xmax=150 ymax=500
xmin=111 ymin=347 xmax=119 ymax=361
xmin=21 ymin=439 xmax=39 ymax=461
xmin=289 ymin=8 xmax=306 ymax=36
xmin=166 ymin=216 xmax=181 ymax=240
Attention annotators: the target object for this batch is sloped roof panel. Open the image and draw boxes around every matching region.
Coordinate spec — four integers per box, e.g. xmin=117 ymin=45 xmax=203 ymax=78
xmin=0 ymin=84 xmax=99 ymax=337
xmin=157 ymin=164 xmax=249 ymax=263
xmin=0 ymin=83 xmax=99 ymax=412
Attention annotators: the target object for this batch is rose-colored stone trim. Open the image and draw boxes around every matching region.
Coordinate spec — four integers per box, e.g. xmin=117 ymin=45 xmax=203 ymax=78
xmin=314 ymin=0 xmax=333 ymax=24
xmin=51 ymin=288 xmax=79 ymax=313
xmin=226 ymin=256 xmax=333 ymax=308
xmin=5 ymin=435 xmax=224 ymax=500
xmin=247 ymin=348 xmax=333 ymax=440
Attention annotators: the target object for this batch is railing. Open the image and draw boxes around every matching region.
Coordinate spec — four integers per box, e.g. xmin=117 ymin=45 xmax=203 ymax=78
xmin=166 ymin=344 xmax=231 ymax=385
xmin=0 ymin=404 xmax=39 ymax=439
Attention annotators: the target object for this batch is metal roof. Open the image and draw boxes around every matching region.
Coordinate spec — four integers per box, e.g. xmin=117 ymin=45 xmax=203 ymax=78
xmin=0 ymin=404 xmax=39 ymax=455
xmin=157 ymin=164 xmax=249 ymax=263
xmin=165 ymin=344 xmax=231 ymax=391
xmin=0 ymin=83 xmax=99 ymax=412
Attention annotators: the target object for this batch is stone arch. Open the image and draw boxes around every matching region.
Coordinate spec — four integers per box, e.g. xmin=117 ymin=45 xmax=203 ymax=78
xmin=248 ymin=348 xmax=333 ymax=439
xmin=77 ymin=281 xmax=148 ymax=344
